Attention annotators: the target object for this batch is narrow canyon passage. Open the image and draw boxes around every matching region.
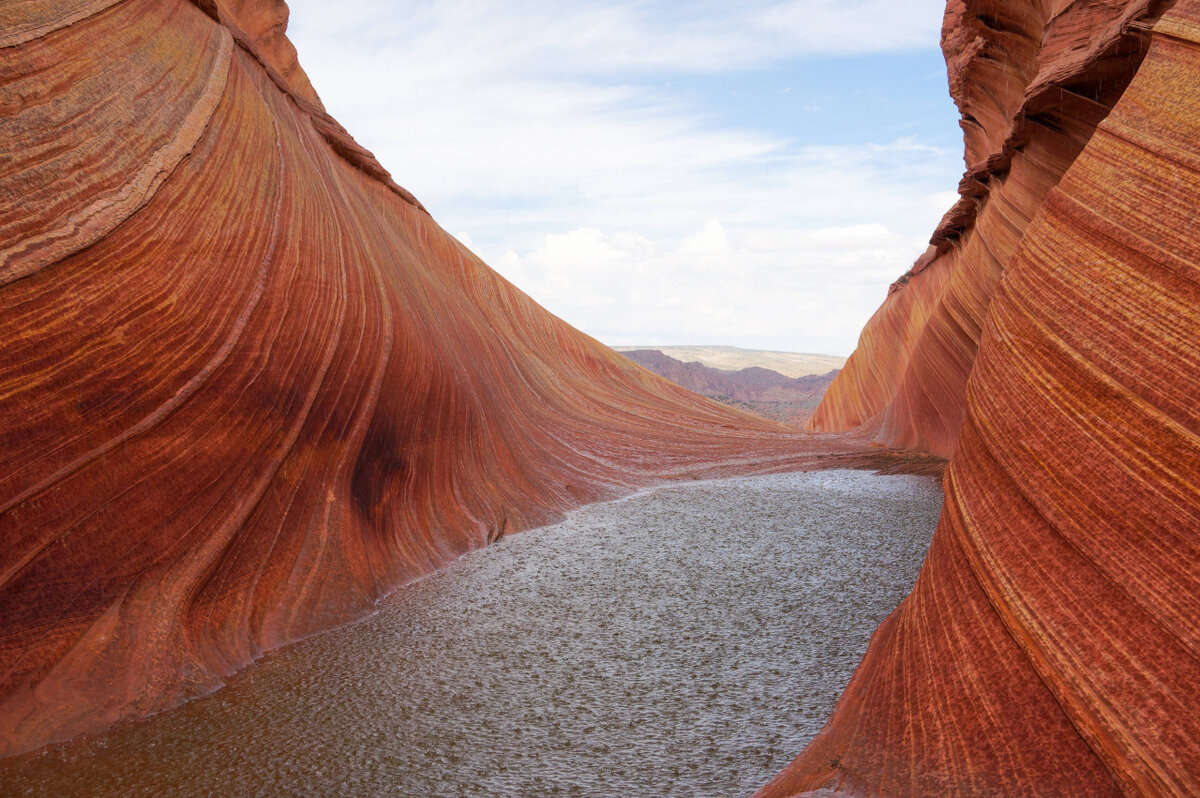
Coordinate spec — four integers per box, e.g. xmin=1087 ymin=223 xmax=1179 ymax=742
xmin=0 ymin=470 xmax=941 ymax=797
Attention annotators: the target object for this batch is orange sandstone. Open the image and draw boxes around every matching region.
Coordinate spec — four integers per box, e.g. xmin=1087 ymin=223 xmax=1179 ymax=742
xmin=4 ymin=2 xmax=1198 ymax=795
xmin=772 ymin=0 xmax=1200 ymax=795
xmin=0 ymin=0 xmax=869 ymax=757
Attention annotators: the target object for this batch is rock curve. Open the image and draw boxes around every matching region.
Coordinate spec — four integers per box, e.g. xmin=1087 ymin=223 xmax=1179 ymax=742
xmin=0 ymin=0 xmax=864 ymax=757
xmin=809 ymin=0 xmax=1169 ymax=457
xmin=767 ymin=1 xmax=1200 ymax=795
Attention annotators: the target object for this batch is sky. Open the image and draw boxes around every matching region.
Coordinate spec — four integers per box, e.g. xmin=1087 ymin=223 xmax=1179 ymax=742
xmin=286 ymin=0 xmax=963 ymax=356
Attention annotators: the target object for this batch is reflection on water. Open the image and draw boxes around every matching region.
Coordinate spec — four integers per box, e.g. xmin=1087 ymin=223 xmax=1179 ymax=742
xmin=0 ymin=469 xmax=942 ymax=797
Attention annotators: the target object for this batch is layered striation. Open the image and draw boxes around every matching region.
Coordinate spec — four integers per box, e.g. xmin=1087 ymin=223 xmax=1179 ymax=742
xmin=6 ymin=0 xmax=1199 ymax=790
xmin=771 ymin=0 xmax=1200 ymax=795
xmin=0 ymin=0 xmax=871 ymax=757
xmin=810 ymin=0 xmax=1168 ymax=457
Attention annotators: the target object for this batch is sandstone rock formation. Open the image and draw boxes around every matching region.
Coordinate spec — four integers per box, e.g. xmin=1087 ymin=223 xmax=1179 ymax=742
xmin=770 ymin=0 xmax=1200 ymax=794
xmin=6 ymin=1 xmax=1198 ymax=792
xmin=0 ymin=0 xmax=876 ymax=757
xmin=810 ymin=0 xmax=1172 ymax=458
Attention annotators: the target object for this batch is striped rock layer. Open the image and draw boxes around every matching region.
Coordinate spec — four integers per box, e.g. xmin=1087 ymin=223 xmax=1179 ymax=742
xmin=770 ymin=0 xmax=1200 ymax=795
xmin=0 ymin=0 xmax=877 ymax=757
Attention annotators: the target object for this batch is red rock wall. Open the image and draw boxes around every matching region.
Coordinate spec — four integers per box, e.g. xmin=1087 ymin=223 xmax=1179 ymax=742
xmin=211 ymin=0 xmax=324 ymax=107
xmin=810 ymin=0 xmax=1164 ymax=457
xmin=765 ymin=1 xmax=1200 ymax=795
xmin=0 ymin=0 xmax=865 ymax=757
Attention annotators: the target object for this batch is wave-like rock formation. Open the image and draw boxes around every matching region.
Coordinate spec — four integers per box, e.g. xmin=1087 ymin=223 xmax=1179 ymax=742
xmin=810 ymin=0 xmax=1169 ymax=457
xmin=0 ymin=0 xmax=884 ymax=758
xmin=771 ymin=0 xmax=1200 ymax=795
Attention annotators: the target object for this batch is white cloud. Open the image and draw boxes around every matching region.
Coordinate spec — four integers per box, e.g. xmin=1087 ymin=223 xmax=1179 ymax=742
xmin=491 ymin=217 xmax=937 ymax=354
xmin=678 ymin=221 xmax=730 ymax=257
xmin=290 ymin=1 xmax=946 ymax=75
xmin=285 ymin=0 xmax=960 ymax=355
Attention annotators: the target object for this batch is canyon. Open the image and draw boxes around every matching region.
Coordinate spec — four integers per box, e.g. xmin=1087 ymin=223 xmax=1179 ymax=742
xmin=1 ymin=0 xmax=1197 ymax=796
xmin=0 ymin=0 xmax=883 ymax=761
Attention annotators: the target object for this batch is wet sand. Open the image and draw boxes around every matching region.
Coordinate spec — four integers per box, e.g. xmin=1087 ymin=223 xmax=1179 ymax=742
xmin=0 ymin=469 xmax=942 ymax=797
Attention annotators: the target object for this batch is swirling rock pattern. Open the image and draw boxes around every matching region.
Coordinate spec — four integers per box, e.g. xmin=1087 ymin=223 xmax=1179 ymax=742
xmin=0 ymin=0 xmax=879 ymax=757
xmin=810 ymin=0 xmax=1168 ymax=457
xmin=769 ymin=0 xmax=1200 ymax=795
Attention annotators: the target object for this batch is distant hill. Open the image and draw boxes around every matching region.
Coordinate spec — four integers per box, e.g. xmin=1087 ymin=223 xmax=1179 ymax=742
xmin=612 ymin=345 xmax=846 ymax=378
xmin=620 ymin=349 xmax=839 ymax=426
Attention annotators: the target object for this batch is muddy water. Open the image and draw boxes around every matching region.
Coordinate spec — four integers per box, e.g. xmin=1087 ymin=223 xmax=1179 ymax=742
xmin=0 ymin=469 xmax=942 ymax=797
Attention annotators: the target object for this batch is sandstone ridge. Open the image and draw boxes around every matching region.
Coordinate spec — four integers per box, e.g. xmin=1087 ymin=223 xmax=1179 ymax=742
xmin=768 ymin=0 xmax=1200 ymax=795
xmin=0 ymin=0 xmax=876 ymax=757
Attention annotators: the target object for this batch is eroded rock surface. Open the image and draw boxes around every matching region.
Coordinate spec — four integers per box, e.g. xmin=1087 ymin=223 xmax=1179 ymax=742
xmin=774 ymin=1 xmax=1200 ymax=795
xmin=0 ymin=0 xmax=870 ymax=757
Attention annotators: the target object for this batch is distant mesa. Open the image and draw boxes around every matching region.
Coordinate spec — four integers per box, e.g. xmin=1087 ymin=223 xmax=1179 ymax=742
xmin=613 ymin=345 xmax=845 ymax=379
xmin=618 ymin=349 xmax=839 ymax=426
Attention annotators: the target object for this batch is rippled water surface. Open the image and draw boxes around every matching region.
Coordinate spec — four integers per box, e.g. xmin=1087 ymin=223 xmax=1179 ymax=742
xmin=1 ymin=470 xmax=942 ymax=797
